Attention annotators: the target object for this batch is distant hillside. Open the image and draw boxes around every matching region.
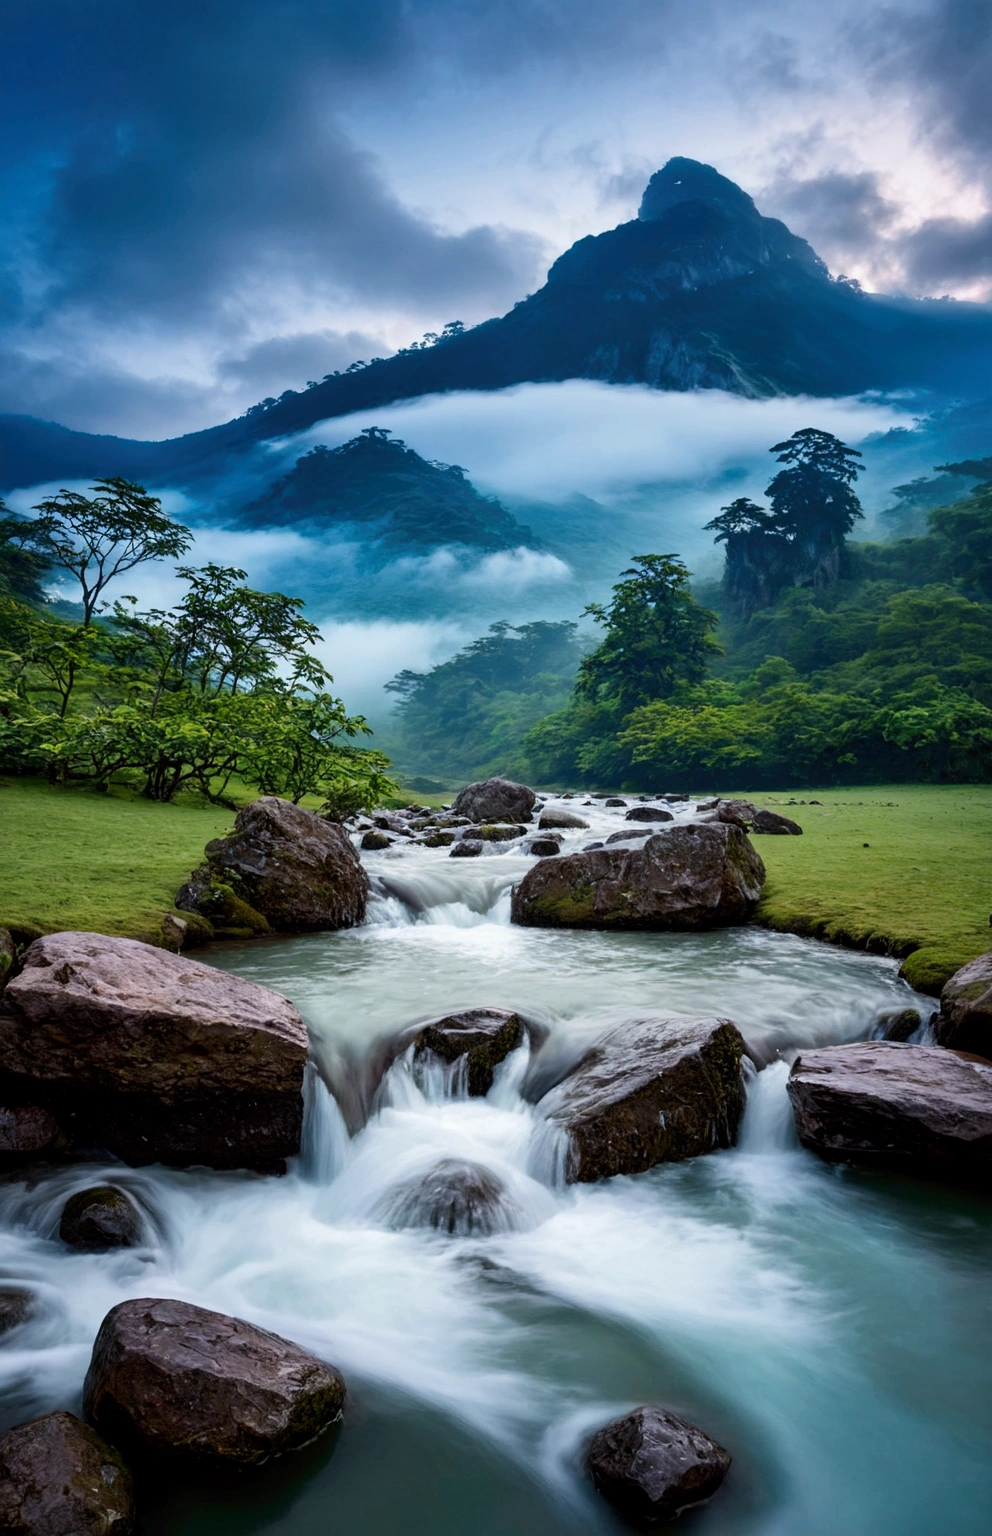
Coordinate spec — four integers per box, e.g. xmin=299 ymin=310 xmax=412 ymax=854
xmin=241 ymin=427 xmax=533 ymax=550
xmin=4 ymin=156 xmax=992 ymax=492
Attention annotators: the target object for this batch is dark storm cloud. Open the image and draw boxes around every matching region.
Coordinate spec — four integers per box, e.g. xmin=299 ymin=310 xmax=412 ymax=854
xmin=767 ymin=170 xmax=899 ymax=259
xmin=898 ymin=213 xmax=992 ymax=291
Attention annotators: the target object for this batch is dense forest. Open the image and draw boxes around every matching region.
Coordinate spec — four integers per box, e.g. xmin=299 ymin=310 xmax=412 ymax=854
xmin=0 ymin=481 xmax=394 ymax=811
xmin=390 ymin=429 xmax=992 ymax=789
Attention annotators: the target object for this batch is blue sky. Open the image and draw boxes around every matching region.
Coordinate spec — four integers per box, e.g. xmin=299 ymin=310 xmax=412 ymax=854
xmin=1 ymin=0 xmax=990 ymax=438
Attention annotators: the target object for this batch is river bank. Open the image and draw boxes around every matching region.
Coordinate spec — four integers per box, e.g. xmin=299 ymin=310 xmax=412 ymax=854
xmin=3 ymin=778 xmax=990 ymax=990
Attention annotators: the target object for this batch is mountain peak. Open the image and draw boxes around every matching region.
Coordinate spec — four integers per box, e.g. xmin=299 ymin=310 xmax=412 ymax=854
xmin=638 ymin=157 xmax=759 ymax=223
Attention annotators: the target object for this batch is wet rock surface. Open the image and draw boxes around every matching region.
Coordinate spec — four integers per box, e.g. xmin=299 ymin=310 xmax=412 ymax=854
xmin=449 ymin=839 xmax=483 ymax=858
xmin=414 ymin=1008 xmax=524 ymax=1095
xmin=537 ymin=809 xmax=589 ymax=830
xmin=624 ymin=805 xmax=674 ymax=823
xmin=873 ymin=1008 xmax=922 ymax=1043
xmin=59 ymin=1187 xmax=143 ymax=1252
xmin=0 ymin=1410 xmax=134 ymax=1536
xmin=586 ymin=1405 xmax=731 ymax=1524
xmin=381 ymin=1158 xmax=514 ymax=1236
xmin=83 ymin=1298 xmax=345 ymax=1467
xmin=181 ymin=796 xmax=368 ymax=933
xmin=787 ymin=1042 xmax=992 ymax=1180
xmin=526 ymin=837 xmax=563 ymax=857
xmin=510 ymin=823 xmax=765 ymax=931
xmin=0 ymin=932 xmax=309 ymax=1171
xmin=452 ymin=778 xmax=536 ymax=824
xmin=934 ymin=952 xmax=992 ymax=1058
xmin=540 ymin=1017 xmax=747 ymax=1182
xmin=0 ymin=1105 xmax=64 ymax=1164
xmin=0 ymin=1288 xmax=34 ymax=1336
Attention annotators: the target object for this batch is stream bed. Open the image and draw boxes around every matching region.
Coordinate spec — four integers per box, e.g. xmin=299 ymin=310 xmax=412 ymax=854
xmin=2 ymin=799 xmax=991 ymax=1534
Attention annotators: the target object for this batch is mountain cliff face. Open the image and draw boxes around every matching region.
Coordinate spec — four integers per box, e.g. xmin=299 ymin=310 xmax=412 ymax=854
xmin=3 ymin=156 xmax=992 ymax=491
xmin=241 ymin=428 xmax=533 ymax=550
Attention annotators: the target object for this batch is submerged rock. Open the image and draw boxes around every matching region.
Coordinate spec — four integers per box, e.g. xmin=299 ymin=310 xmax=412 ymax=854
xmin=381 ymin=1158 xmax=514 ymax=1236
xmin=180 ymin=796 xmax=368 ymax=933
xmin=873 ymin=1007 xmax=922 ymax=1043
xmin=624 ymin=805 xmax=674 ymax=823
xmin=452 ymin=778 xmax=536 ymax=824
xmin=527 ymin=837 xmax=563 ymax=857
xmin=0 ymin=932 xmax=309 ymax=1172
xmin=414 ymin=1008 xmax=524 ymax=1095
xmin=510 ymin=823 xmax=765 ymax=931
xmin=604 ymin=797 xmax=627 ymax=807
xmin=83 ymin=1298 xmax=345 ymax=1466
xmin=0 ymin=1410 xmax=134 ymax=1536
xmin=787 ymin=1041 xmax=992 ymax=1181
xmin=933 ymin=952 xmax=992 ymax=1058
xmin=540 ymin=1017 xmax=747 ymax=1182
xmin=59 ymin=1187 xmax=143 ymax=1252
xmin=0 ymin=1288 xmax=34 ymax=1336
xmin=537 ymin=809 xmax=589 ymax=830
xmin=449 ymin=840 xmax=483 ymax=858
xmin=586 ymin=1405 xmax=731 ymax=1524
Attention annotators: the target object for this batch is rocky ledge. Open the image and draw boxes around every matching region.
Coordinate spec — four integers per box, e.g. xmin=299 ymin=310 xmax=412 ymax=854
xmin=0 ymin=931 xmax=308 ymax=1171
xmin=510 ymin=822 xmax=765 ymax=931
xmin=539 ymin=1017 xmax=747 ymax=1182
xmin=787 ymin=1041 xmax=992 ymax=1182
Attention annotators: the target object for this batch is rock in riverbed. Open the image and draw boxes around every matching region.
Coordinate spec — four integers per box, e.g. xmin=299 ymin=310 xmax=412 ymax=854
xmin=510 ymin=823 xmax=765 ymax=931
xmin=787 ymin=1041 xmax=992 ymax=1181
xmin=178 ymin=796 xmax=368 ymax=933
xmin=0 ymin=1288 xmax=34 ymax=1336
xmin=624 ymin=806 xmax=674 ymax=824
xmin=540 ymin=1017 xmax=747 ymax=1182
xmin=0 ymin=1104 xmax=64 ymax=1166
xmin=60 ymin=1187 xmax=143 ymax=1252
xmin=414 ymin=1008 xmax=524 ymax=1095
xmin=381 ymin=1158 xmax=514 ymax=1236
xmin=453 ymin=777 xmax=536 ymax=824
xmin=84 ymin=1298 xmax=345 ymax=1466
xmin=933 ymin=951 xmax=992 ymax=1058
xmin=0 ymin=1411 xmax=134 ymax=1536
xmin=0 ymin=932 xmax=308 ymax=1172
xmin=537 ymin=808 xmax=588 ymax=830
xmin=587 ymin=1405 xmax=731 ymax=1524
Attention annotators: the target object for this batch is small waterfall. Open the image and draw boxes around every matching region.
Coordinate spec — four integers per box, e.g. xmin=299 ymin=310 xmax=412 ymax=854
xmin=738 ymin=1059 xmax=799 ymax=1153
xmin=299 ymin=1061 xmax=352 ymax=1184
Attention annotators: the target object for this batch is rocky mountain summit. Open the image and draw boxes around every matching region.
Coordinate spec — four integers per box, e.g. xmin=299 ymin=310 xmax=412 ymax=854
xmin=4 ymin=156 xmax=992 ymax=491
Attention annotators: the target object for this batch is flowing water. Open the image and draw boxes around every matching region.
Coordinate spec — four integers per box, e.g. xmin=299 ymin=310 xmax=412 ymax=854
xmin=2 ymin=798 xmax=991 ymax=1535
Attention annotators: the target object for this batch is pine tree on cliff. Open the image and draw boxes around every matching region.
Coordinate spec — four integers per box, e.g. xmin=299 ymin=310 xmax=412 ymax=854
xmin=766 ymin=428 xmax=863 ymax=590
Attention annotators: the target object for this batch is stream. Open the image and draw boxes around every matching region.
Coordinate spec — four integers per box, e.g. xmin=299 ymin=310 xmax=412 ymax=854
xmin=1 ymin=797 xmax=991 ymax=1534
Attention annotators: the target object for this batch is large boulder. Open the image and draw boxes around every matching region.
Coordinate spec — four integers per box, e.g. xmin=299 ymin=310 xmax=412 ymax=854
xmin=379 ymin=1158 xmax=514 ymax=1236
xmin=510 ymin=823 xmax=765 ymax=931
xmin=83 ymin=1298 xmax=345 ymax=1467
xmin=178 ymin=797 xmax=368 ymax=933
xmin=414 ymin=1008 xmax=524 ymax=1095
xmin=751 ymin=807 xmax=802 ymax=835
xmin=787 ymin=1042 xmax=992 ymax=1181
xmin=624 ymin=806 xmax=674 ymax=823
xmin=452 ymin=778 xmax=536 ymax=824
xmin=933 ymin=952 xmax=992 ymax=1058
xmin=537 ymin=809 xmax=588 ymax=830
xmin=59 ymin=1188 xmax=143 ymax=1252
xmin=0 ymin=1410 xmax=133 ymax=1536
xmin=0 ymin=932 xmax=309 ymax=1172
xmin=540 ymin=1018 xmax=747 ymax=1183
xmin=586 ymin=1406 xmax=731 ymax=1523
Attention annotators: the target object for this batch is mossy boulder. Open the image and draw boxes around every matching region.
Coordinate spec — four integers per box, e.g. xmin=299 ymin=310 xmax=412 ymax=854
xmin=59 ymin=1187 xmax=143 ymax=1252
xmin=933 ymin=951 xmax=992 ymax=1057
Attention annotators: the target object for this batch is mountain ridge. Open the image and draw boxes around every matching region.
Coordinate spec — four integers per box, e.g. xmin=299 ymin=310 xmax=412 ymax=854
xmin=3 ymin=156 xmax=992 ymax=492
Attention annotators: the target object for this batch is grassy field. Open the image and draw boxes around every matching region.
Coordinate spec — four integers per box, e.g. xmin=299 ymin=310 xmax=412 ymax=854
xmin=754 ymin=785 xmax=992 ymax=992
xmin=2 ymin=779 xmax=989 ymax=993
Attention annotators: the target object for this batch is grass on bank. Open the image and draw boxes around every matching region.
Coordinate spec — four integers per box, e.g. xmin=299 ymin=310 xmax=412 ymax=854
xmin=1 ymin=778 xmax=989 ymax=994
xmin=753 ymin=785 xmax=992 ymax=992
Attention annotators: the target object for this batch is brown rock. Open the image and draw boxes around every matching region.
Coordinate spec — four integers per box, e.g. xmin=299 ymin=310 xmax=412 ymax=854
xmin=59 ymin=1188 xmax=143 ymax=1252
xmin=0 ymin=1410 xmax=133 ymax=1535
xmin=787 ymin=1041 xmax=992 ymax=1180
xmin=527 ymin=838 xmax=563 ymax=857
xmin=414 ymin=1008 xmax=524 ymax=1095
xmin=0 ymin=1105 xmax=64 ymax=1164
xmin=449 ymin=840 xmax=483 ymax=858
xmin=0 ymin=932 xmax=308 ymax=1172
xmin=510 ymin=823 xmax=765 ymax=931
xmin=83 ymin=1299 xmax=345 ymax=1467
xmin=540 ymin=1017 xmax=747 ymax=1182
xmin=933 ymin=951 xmax=992 ymax=1058
xmin=624 ymin=805 xmax=674 ymax=823
xmin=360 ymin=829 xmax=392 ymax=851
xmin=586 ymin=1405 xmax=731 ymax=1523
xmin=468 ymin=823 xmax=527 ymax=842
xmin=452 ymin=778 xmax=536 ymax=824
xmin=183 ymin=796 xmax=368 ymax=933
